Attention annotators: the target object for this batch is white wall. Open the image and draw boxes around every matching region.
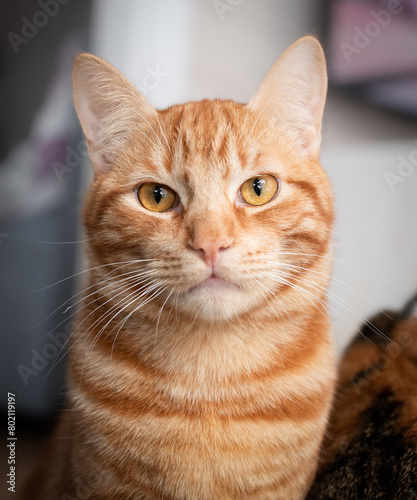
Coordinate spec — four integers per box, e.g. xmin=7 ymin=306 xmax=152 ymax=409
xmin=89 ymin=0 xmax=417 ymax=349
xmin=323 ymin=138 xmax=417 ymax=348
xmin=90 ymin=0 xmax=321 ymax=106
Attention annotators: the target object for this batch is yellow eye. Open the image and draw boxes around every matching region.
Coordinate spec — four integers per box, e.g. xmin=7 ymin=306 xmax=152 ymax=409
xmin=138 ymin=183 xmax=177 ymax=212
xmin=240 ymin=175 xmax=278 ymax=206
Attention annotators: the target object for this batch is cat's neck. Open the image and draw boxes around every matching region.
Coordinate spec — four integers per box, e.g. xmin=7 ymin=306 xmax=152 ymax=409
xmin=72 ymin=270 xmax=331 ymax=383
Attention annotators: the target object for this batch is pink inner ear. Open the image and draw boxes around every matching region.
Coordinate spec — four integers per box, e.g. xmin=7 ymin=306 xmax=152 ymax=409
xmin=77 ymin=94 xmax=111 ymax=174
xmin=78 ymin=98 xmax=100 ymax=144
xmin=248 ymin=38 xmax=326 ymax=159
xmin=73 ymin=54 xmax=159 ymax=176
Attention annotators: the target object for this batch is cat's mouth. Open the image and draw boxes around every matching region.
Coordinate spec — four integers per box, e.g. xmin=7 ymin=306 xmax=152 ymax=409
xmin=189 ymin=274 xmax=239 ymax=293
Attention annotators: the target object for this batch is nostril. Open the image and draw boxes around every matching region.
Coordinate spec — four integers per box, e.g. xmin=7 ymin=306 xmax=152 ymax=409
xmin=219 ymin=242 xmax=232 ymax=252
xmin=188 ymin=238 xmax=233 ymax=267
xmin=187 ymin=243 xmax=204 ymax=257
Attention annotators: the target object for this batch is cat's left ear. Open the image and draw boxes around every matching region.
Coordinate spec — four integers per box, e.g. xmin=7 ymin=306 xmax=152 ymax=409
xmin=249 ymin=36 xmax=327 ymax=159
xmin=72 ymin=53 xmax=156 ymax=174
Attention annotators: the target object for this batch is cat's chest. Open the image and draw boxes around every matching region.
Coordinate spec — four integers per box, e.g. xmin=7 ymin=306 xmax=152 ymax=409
xmin=68 ymin=320 xmax=333 ymax=498
xmin=72 ymin=396 xmax=317 ymax=500
xmin=71 ymin=361 xmax=325 ymax=494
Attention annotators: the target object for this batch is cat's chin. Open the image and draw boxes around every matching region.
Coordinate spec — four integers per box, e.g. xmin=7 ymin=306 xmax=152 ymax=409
xmin=178 ymin=279 xmax=255 ymax=322
xmin=189 ymin=276 xmax=239 ymax=294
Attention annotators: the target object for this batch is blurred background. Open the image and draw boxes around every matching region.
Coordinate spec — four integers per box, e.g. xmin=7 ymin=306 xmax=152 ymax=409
xmin=1 ymin=0 xmax=416 ymax=494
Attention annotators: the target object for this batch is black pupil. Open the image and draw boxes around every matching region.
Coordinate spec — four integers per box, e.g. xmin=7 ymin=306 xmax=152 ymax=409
xmin=253 ymin=178 xmax=263 ymax=197
xmin=153 ymin=186 xmax=163 ymax=204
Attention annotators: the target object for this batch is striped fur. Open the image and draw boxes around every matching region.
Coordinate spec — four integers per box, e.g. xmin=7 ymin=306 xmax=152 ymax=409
xmin=23 ymin=37 xmax=336 ymax=499
xmin=308 ymin=294 xmax=417 ymax=499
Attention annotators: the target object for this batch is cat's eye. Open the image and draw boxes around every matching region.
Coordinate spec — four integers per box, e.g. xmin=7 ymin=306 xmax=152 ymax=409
xmin=137 ymin=182 xmax=177 ymax=212
xmin=240 ymin=175 xmax=279 ymax=206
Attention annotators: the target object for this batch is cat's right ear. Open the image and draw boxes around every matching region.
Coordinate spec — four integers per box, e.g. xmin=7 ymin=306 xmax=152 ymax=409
xmin=72 ymin=53 xmax=156 ymax=174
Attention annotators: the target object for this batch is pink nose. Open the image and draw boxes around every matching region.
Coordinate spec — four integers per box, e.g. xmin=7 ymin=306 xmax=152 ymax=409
xmin=189 ymin=236 xmax=233 ymax=269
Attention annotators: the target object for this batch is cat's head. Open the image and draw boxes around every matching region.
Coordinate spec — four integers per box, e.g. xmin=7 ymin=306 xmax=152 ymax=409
xmin=72 ymin=36 xmax=333 ymax=323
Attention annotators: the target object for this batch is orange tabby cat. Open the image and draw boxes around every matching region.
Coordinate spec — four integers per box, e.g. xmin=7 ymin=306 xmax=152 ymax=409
xmin=22 ymin=36 xmax=335 ymax=499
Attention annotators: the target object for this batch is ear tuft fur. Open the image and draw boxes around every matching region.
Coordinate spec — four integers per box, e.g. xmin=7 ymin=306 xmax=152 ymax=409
xmin=72 ymin=53 xmax=156 ymax=174
xmin=249 ymin=36 xmax=327 ymax=159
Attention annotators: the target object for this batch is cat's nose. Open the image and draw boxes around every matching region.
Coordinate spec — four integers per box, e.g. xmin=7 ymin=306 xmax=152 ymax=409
xmin=188 ymin=236 xmax=233 ymax=269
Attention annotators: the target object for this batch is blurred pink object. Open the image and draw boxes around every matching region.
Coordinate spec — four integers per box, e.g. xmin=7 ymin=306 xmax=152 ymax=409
xmin=328 ymin=0 xmax=417 ymax=84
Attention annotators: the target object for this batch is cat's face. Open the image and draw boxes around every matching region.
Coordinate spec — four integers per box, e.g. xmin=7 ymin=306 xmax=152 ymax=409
xmin=73 ymin=37 xmax=333 ymax=323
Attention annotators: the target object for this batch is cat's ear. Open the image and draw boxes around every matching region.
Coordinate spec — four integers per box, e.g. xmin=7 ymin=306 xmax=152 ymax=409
xmin=72 ymin=53 xmax=156 ymax=174
xmin=249 ymin=36 xmax=327 ymax=159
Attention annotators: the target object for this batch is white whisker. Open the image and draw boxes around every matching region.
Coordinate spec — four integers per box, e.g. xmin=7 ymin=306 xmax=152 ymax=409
xmin=75 ymin=279 xmax=165 ymax=386
xmin=268 ymin=251 xmax=389 ymax=282
xmin=25 ymin=261 xmax=142 ymax=332
xmin=253 ymin=278 xmax=292 ymax=324
xmin=259 ymin=269 xmax=334 ymax=324
xmin=33 ymin=268 xmax=158 ymax=348
xmin=26 ymin=257 xmax=156 ymax=298
xmin=32 ymin=239 xmax=91 ymax=245
xmin=42 ymin=274 xmax=157 ymax=382
xmin=84 ymin=278 xmax=166 ymax=357
xmin=153 ymin=288 xmax=175 ymax=348
xmin=109 ymin=284 xmax=169 ymax=368
xmin=261 ymin=268 xmax=391 ymax=344
xmin=266 ymin=260 xmax=394 ymax=322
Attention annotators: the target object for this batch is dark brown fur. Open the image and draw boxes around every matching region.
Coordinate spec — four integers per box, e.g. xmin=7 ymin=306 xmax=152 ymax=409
xmin=308 ymin=294 xmax=417 ymax=499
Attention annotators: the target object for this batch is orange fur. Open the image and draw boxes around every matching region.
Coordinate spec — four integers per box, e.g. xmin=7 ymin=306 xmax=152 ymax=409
xmin=23 ymin=37 xmax=336 ymax=499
